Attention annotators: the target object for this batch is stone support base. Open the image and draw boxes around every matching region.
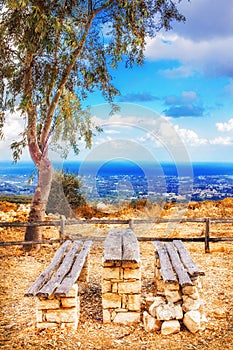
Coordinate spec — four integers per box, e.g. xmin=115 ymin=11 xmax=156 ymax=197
xmin=102 ymin=261 xmax=141 ymax=324
xmin=36 ymin=284 xmax=80 ymax=330
xmin=142 ymin=255 xmax=207 ymax=334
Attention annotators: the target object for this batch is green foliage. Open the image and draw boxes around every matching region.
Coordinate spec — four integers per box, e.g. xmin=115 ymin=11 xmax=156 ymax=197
xmin=0 ymin=0 xmax=186 ymax=161
xmin=46 ymin=169 xmax=87 ymax=217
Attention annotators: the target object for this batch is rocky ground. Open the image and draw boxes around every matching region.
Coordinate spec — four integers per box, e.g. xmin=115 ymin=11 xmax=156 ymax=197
xmin=0 ymin=200 xmax=233 ymax=349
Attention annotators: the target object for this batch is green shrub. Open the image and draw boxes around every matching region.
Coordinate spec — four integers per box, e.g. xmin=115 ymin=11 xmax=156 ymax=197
xmin=46 ymin=170 xmax=87 ymax=217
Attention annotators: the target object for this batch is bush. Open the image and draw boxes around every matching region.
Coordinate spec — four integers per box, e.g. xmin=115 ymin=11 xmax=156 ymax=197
xmin=46 ymin=170 xmax=87 ymax=217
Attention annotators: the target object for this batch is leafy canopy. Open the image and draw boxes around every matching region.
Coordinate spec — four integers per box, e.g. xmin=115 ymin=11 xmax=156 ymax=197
xmin=0 ymin=0 xmax=186 ymax=161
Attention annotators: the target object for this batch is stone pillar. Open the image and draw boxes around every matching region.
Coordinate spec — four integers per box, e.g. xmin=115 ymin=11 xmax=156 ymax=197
xmin=36 ymin=284 xmax=80 ymax=330
xmin=102 ymin=261 xmax=141 ymax=324
xmin=143 ymin=254 xmax=207 ymax=334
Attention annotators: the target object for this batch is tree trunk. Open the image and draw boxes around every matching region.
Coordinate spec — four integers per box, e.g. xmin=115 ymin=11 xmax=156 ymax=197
xmin=24 ymin=156 xmax=53 ymax=251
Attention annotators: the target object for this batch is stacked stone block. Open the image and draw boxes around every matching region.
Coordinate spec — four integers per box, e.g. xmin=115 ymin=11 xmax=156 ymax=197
xmin=143 ymin=250 xmax=206 ymax=334
xmin=102 ymin=261 xmax=141 ymax=324
xmin=25 ymin=240 xmax=92 ymax=331
xmin=36 ymin=284 xmax=80 ymax=330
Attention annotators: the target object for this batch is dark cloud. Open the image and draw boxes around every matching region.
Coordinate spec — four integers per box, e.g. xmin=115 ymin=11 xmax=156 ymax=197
xmin=118 ymin=92 xmax=160 ymax=102
xmin=162 ymin=91 xmax=204 ymax=117
xmin=165 ymin=91 xmax=197 ymax=106
xmin=163 ymin=104 xmax=204 ymax=118
xmin=174 ymin=0 xmax=233 ymax=41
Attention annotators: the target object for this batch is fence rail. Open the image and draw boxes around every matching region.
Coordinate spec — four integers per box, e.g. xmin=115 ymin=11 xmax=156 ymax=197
xmin=0 ymin=216 xmax=233 ymax=253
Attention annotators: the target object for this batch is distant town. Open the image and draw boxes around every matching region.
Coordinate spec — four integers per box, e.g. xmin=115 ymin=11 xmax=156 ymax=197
xmin=81 ymin=173 xmax=233 ymax=204
xmin=1 ymin=172 xmax=233 ymax=204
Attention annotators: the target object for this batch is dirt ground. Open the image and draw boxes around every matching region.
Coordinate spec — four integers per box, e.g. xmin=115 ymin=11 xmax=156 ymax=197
xmin=0 ymin=201 xmax=233 ymax=349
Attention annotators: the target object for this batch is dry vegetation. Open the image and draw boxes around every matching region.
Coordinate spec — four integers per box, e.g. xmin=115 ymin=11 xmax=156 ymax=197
xmin=0 ymin=199 xmax=233 ymax=349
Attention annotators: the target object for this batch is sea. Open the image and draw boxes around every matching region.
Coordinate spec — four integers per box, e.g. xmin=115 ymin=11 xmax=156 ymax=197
xmin=0 ymin=161 xmax=233 ymax=203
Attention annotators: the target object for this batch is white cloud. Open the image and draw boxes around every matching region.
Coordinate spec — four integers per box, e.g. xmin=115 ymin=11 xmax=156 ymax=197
xmin=0 ymin=110 xmax=29 ymax=160
xmin=145 ymin=34 xmax=233 ymax=77
xmin=174 ymin=125 xmax=208 ymax=147
xmin=210 ymin=137 xmax=233 ymax=145
xmin=216 ymin=118 xmax=233 ymax=132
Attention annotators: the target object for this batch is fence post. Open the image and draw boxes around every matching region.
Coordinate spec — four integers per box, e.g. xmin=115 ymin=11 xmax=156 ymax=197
xmin=205 ymin=218 xmax=210 ymax=253
xmin=129 ymin=218 xmax=135 ymax=230
xmin=59 ymin=215 xmax=66 ymax=243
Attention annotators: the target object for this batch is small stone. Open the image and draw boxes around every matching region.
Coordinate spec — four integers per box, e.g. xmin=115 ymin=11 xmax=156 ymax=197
xmin=61 ymin=297 xmax=77 ymax=308
xmin=165 ymin=289 xmax=182 ymax=303
xmin=174 ymin=304 xmax=183 ymax=320
xmin=182 ymin=285 xmax=198 ymax=295
xmin=102 ymin=267 xmax=120 ymax=280
xmin=182 ymin=297 xmax=202 ymax=312
xmin=113 ymin=312 xmax=140 ymax=324
xmin=118 ymin=280 xmax=141 ymax=294
xmin=37 ymin=298 xmax=60 ymax=310
xmin=102 ymin=293 xmax=121 ymax=309
xmin=156 ymin=302 xmax=176 ymax=321
xmin=213 ymin=309 xmax=227 ymax=318
xmin=165 ymin=283 xmax=180 ymax=291
xmin=102 ymin=280 xmax=112 ymax=293
xmin=36 ymin=322 xmax=58 ymax=329
xmin=145 ymin=295 xmax=157 ymax=309
xmin=161 ymin=320 xmax=180 ymax=335
xmin=102 ymin=309 xmax=111 ymax=323
xmin=124 ymin=267 xmax=141 ymax=280
xmin=183 ymin=310 xmax=201 ymax=333
xmin=128 ymin=294 xmax=141 ymax=311
xmin=149 ymin=297 xmax=166 ymax=317
xmin=143 ymin=311 xmax=162 ymax=332
xmin=155 ymin=279 xmax=166 ymax=294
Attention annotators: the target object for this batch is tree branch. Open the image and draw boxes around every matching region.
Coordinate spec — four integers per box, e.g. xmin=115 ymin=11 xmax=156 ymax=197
xmin=40 ymin=14 xmax=95 ymax=152
xmin=25 ymin=51 xmax=42 ymax=166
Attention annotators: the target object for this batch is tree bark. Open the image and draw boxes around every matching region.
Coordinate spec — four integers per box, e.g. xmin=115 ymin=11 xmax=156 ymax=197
xmin=24 ymin=155 xmax=53 ymax=251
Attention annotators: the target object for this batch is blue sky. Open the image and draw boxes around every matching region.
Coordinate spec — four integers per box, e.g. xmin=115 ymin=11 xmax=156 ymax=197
xmin=1 ymin=0 xmax=233 ymax=164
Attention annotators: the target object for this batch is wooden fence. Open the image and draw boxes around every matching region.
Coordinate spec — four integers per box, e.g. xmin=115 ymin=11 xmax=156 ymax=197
xmin=0 ymin=216 xmax=233 ymax=253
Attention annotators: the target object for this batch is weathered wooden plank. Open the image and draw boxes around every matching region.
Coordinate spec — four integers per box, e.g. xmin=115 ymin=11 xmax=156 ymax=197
xmin=173 ymin=240 xmax=205 ymax=276
xmin=122 ymin=229 xmax=140 ymax=263
xmin=165 ymin=242 xmax=193 ymax=287
xmin=36 ymin=240 xmax=82 ymax=297
xmin=25 ymin=240 xmax=71 ymax=297
xmin=55 ymin=241 xmax=92 ymax=297
xmin=103 ymin=230 xmax=122 ymax=262
xmin=153 ymin=241 xmax=177 ymax=284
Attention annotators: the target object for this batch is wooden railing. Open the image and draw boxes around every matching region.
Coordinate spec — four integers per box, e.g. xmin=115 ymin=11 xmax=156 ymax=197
xmin=0 ymin=216 xmax=233 ymax=253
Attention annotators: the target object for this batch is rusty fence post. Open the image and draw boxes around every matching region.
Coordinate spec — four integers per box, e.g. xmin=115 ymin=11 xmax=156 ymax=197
xmin=205 ymin=218 xmax=210 ymax=253
xmin=59 ymin=215 xmax=66 ymax=244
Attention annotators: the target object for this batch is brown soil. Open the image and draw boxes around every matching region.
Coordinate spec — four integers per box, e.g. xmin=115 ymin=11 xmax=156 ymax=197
xmin=0 ymin=200 xmax=233 ymax=349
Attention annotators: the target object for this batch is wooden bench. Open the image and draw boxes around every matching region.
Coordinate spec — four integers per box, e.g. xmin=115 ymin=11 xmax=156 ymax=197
xmin=153 ymin=240 xmax=204 ymax=288
xmin=102 ymin=229 xmax=141 ymax=324
xmin=143 ymin=240 xmax=207 ymax=334
xmin=25 ymin=239 xmax=92 ymax=330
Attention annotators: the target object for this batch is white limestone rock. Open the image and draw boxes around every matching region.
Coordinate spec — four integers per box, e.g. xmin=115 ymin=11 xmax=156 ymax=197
xmin=143 ymin=311 xmax=162 ymax=332
xmin=182 ymin=297 xmax=202 ymax=312
xmin=183 ymin=310 xmax=201 ymax=333
xmin=156 ymin=302 xmax=183 ymax=321
xmin=149 ymin=297 xmax=166 ymax=317
xmin=161 ymin=320 xmax=180 ymax=335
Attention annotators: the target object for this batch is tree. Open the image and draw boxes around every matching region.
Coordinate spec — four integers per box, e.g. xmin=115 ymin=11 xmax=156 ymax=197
xmin=47 ymin=170 xmax=87 ymax=217
xmin=0 ymin=0 xmax=186 ymax=249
